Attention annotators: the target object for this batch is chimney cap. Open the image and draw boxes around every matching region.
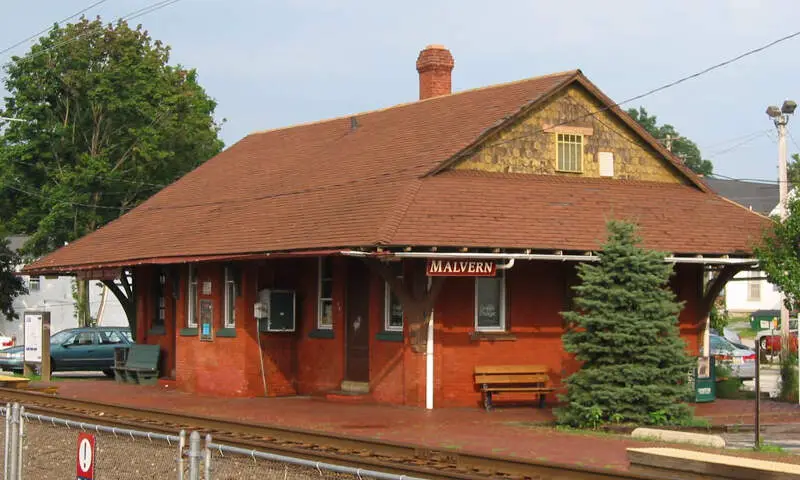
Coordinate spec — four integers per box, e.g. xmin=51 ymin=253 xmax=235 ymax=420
xmin=416 ymin=44 xmax=454 ymax=73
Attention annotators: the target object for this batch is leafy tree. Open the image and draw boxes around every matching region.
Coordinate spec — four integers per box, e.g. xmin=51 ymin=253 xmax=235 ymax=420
xmin=557 ymin=220 xmax=693 ymax=427
xmin=0 ymin=233 xmax=27 ymax=321
xmin=628 ymin=107 xmax=713 ymax=175
xmin=788 ymin=153 xmax=800 ymax=187
xmin=754 ymin=197 xmax=800 ymax=314
xmin=0 ymin=17 xmax=224 ymax=334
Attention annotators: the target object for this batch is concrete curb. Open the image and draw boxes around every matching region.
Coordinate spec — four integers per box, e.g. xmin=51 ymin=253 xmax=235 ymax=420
xmin=631 ymin=427 xmax=726 ymax=448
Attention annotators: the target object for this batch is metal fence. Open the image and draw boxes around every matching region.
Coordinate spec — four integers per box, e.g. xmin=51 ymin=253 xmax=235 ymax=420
xmin=0 ymin=403 xmax=421 ymax=480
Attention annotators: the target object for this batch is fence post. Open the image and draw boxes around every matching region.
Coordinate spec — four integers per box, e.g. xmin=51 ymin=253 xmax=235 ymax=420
xmin=204 ymin=434 xmax=212 ymax=480
xmin=7 ymin=404 xmax=19 ymax=480
xmin=178 ymin=430 xmax=186 ymax=480
xmin=188 ymin=431 xmax=201 ymax=480
xmin=16 ymin=406 xmax=23 ymax=480
xmin=4 ymin=403 xmax=10 ymax=480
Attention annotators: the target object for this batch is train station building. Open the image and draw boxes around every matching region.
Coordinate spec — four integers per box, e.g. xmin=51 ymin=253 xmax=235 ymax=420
xmin=25 ymin=45 xmax=770 ymax=409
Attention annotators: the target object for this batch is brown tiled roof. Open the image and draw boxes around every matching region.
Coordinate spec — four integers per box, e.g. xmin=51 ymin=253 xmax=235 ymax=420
xmin=391 ymin=171 xmax=771 ymax=254
xmin=25 ymin=71 xmax=768 ymax=273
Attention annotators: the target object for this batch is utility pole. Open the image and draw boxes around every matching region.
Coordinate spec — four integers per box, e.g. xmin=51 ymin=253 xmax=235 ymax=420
xmin=767 ymin=100 xmax=797 ymax=367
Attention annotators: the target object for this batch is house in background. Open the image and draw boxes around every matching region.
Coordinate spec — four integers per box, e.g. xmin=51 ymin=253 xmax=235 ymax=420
xmin=7 ymin=235 xmax=128 ymax=342
xmin=704 ymin=178 xmax=780 ymax=315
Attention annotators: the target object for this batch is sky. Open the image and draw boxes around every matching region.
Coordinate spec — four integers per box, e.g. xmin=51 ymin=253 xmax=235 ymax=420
xmin=1 ymin=0 xmax=800 ymax=189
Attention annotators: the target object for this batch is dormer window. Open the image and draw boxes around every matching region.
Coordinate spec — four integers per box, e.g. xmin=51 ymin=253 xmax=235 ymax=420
xmin=557 ymin=133 xmax=583 ymax=172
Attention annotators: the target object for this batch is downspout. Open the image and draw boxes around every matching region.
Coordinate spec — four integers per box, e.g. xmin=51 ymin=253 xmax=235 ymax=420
xmin=426 ymin=278 xmax=434 ymax=410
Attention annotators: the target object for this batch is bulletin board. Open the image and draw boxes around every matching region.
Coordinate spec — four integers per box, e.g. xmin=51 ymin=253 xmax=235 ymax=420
xmin=199 ymin=299 xmax=214 ymax=341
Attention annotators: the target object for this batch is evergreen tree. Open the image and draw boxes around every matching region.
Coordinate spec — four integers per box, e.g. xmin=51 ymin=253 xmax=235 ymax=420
xmin=557 ymin=220 xmax=693 ymax=427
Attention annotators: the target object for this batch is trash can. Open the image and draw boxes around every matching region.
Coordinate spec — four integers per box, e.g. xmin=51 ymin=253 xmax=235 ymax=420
xmin=750 ymin=309 xmax=779 ymax=332
xmin=694 ymin=356 xmax=716 ymax=403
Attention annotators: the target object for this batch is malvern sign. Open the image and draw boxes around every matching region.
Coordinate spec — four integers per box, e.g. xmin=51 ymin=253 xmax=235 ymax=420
xmin=426 ymin=259 xmax=497 ymax=277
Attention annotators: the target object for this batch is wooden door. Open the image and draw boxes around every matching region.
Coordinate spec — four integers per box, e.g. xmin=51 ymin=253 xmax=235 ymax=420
xmin=345 ymin=260 xmax=370 ymax=382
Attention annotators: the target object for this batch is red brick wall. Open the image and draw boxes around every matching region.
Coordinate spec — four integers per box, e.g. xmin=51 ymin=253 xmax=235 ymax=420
xmin=173 ymin=263 xmax=259 ymax=397
xmin=368 ymin=271 xmax=406 ymax=404
xmin=433 ymin=261 xmax=706 ymax=408
xmin=141 ymin=257 xmax=706 ymax=407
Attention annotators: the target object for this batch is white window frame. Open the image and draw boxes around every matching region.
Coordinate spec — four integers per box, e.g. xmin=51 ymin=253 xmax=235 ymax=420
xmin=317 ymin=257 xmax=333 ymax=330
xmin=224 ymin=265 xmax=236 ymax=329
xmin=474 ymin=270 xmax=506 ymax=332
xmin=187 ymin=265 xmax=198 ymax=328
xmin=383 ymin=263 xmax=405 ymax=332
xmin=556 ymin=133 xmax=583 ymax=173
xmin=28 ymin=276 xmax=40 ymax=292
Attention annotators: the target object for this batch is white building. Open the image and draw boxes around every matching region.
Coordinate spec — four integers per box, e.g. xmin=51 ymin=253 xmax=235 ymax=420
xmin=6 ymin=235 xmax=128 ymax=342
xmin=705 ymin=178 xmax=781 ymax=315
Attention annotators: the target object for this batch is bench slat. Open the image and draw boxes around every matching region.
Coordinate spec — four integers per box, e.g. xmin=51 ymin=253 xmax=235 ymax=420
xmin=474 ymin=365 xmax=548 ymax=375
xmin=483 ymin=387 xmax=555 ymax=393
xmin=475 ymin=374 xmax=549 ymax=384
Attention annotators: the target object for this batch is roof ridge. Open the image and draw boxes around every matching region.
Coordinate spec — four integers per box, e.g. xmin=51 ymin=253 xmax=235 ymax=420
xmin=376 ymin=179 xmax=423 ymax=245
xmin=248 ymin=69 xmax=580 ymax=137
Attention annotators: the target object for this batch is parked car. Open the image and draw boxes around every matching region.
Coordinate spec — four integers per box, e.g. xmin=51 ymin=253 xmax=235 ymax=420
xmin=0 ymin=335 xmax=14 ymax=350
xmin=0 ymin=327 xmax=133 ymax=376
xmin=710 ymin=334 xmax=756 ymax=380
xmin=758 ymin=330 xmax=798 ymax=355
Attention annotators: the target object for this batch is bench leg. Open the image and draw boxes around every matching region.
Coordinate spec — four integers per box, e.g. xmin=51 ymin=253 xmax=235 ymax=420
xmin=483 ymin=390 xmax=493 ymax=411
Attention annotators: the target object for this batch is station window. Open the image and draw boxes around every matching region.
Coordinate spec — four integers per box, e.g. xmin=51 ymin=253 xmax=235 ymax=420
xmin=317 ymin=257 xmax=333 ymax=330
xmin=384 ymin=262 xmax=404 ymax=332
xmin=475 ymin=271 xmax=506 ymax=331
xmin=187 ymin=265 xmax=198 ymax=328
xmin=153 ymin=269 xmax=166 ymax=330
xmin=556 ymin=133 xmax=583 ymax=172
xmin=224 ymin=265 xmax=240 ymax=329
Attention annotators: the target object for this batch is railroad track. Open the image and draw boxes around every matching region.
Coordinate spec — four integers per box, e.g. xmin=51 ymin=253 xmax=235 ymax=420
xmin=0 ymin=387 xmax=649 ymax=480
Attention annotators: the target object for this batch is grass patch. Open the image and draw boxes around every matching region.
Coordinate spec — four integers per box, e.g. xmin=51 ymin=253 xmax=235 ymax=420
xmin=755 ymin=442 xmax=787 ymax=454
xmin=737 ymin=327 xmax=759 ymax=339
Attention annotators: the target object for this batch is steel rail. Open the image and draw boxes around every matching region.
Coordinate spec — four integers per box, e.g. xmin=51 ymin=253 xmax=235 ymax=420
xmin=0 ymin=387 xmax=653 ymax=480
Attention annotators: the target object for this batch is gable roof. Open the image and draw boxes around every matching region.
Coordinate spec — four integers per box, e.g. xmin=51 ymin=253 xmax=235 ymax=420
xmin=25 ymin=71 xmax=768 ymax=274
xmin=704 ymin=177 xmax=779 ymax=216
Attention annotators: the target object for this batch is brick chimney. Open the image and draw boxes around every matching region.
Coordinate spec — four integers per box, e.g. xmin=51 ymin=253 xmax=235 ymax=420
xmin=416 ymin=44 xmax=454 ymax=100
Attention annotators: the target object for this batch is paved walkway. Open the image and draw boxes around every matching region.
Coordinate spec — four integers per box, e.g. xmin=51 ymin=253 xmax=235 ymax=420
xmin=49 ymin=379 xmax=800 ymax=471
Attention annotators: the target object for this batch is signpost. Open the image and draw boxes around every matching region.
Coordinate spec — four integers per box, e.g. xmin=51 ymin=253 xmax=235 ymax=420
xmin=76 ymin=432 xmax=96 ymax=480
xmin=23 ymin=311 xmax=51 ymax=380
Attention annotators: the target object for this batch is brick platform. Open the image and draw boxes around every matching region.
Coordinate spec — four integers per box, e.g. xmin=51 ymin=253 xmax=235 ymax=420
xmin=52 ymin=380 xmax=800 ymax=471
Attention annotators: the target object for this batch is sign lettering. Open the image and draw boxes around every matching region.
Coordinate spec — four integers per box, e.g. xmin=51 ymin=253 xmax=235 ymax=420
xmin=426 ymin=260 xmax=497 ymax=277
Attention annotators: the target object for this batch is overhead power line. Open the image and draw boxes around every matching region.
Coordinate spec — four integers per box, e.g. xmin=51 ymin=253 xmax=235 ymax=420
xmin=0 ymin=0 xmax=110 ymax=57
xmin=480 ymin=28 xmax=800 ymax=152
xmin=19 ymin=0 xmax=184 ymax=63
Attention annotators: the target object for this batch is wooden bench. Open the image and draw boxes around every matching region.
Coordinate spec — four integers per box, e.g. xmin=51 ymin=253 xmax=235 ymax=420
xmin=116 ymin=345 xmax=160 ymax=386
xmin=474 ymin=365 xmax=554 ymax=411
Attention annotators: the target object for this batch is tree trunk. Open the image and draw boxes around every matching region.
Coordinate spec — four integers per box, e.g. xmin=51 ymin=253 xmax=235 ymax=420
xmin=74 ymin=279 xmax=91 ymax=327
xmin=363 ymin=258 xmax=445 ymax=353
xmin=102 ymin=268 xmax=136 ymax=340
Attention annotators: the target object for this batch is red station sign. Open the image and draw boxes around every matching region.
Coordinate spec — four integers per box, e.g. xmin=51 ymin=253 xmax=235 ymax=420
xmin=76 ymin=432 xmax=96 ymax=480
xmin=426 ymin=259 xmax=497 ymax=277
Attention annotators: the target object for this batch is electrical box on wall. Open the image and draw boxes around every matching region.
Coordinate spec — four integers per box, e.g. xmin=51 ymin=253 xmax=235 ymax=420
xmin=256 ymin=289 xmax=296 ymax=332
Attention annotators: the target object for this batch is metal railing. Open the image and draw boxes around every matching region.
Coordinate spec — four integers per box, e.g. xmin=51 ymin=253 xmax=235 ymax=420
xmin=0 ymin=403 xmax=423 ymax=480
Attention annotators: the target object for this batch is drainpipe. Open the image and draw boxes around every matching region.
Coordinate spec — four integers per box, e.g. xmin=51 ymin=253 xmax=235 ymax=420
xmin=426 ymin=278 xmax=434 ymax=410
xmin=339 ymin=250 xmax=758 ymax=266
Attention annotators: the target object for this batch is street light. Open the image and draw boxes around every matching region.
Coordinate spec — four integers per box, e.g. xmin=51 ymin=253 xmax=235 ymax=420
xmin=766 ymin=99 xmax=797 ymax=405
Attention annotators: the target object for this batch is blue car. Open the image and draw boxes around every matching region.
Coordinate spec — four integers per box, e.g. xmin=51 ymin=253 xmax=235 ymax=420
xmin=0 ymin=327 xmax=133 ymax=376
